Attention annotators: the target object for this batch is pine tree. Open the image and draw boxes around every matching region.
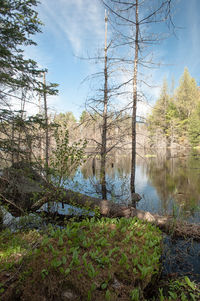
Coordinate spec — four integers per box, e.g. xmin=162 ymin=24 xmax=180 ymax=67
xmin=175 ymin=68 xmax=200 ymax=122
xmin=174 ymin=68 xmax=200 ymax=144
xmin=0 ymin=0 xmax=58 ymax=164
xmin=0 ymin=0 xmax=58 ymax=106
xmin=0 ymin=0 xmax=43 ymax=94
xmin=148 ymin=68 xmax=200 ymax=147
xmin=188 ymin=102 xmax=200 ymax=147
xmin=148 ymin=79 xmax=172 ymax=147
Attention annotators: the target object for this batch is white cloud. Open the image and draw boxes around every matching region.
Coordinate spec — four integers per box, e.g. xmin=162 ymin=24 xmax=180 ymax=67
xmin=39 ymin=0 xmax=105 ymax=55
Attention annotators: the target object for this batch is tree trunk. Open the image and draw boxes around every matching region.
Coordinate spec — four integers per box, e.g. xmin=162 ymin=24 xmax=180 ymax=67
xmin=17 ymin=91 xmax=26 ymax=163
xmin=11 ymin=121 xmax=15 ymax=164
xmin=38 ymin=95 xmax=44 ymax=162
xmin=31 ymin=187 xmax=200 ymax=241
xmin=43 ymin=71 xmax=49 ymax=177
xmin=100 ymin=10 xmax=108 ymax=200
xmin=130 ymin=0 xmax=139 ymax=204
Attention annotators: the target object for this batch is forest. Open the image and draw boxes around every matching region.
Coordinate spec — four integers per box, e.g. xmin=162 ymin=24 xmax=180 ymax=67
xmin=148 ymin=68 xmax=200 ymax=149
xmin=0 ymin=0 xmax=200 ymax=300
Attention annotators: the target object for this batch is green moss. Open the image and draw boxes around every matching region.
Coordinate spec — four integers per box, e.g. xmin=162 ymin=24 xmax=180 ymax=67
xmin=0 ymin=217 xmax=162 ymax=300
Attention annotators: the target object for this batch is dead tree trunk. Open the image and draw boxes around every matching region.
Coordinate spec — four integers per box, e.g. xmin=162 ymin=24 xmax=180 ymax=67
xmin=100 ymin=10 xmax=108 ymax=200
xmin=130 ymin=0 xmax=139 ymax=205
xmin=31 ymin=187 xmax=200 ymax=241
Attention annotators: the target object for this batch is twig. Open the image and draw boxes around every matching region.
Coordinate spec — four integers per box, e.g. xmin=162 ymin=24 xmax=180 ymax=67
xmin=0 ymin=193 xmax=24 ymax=214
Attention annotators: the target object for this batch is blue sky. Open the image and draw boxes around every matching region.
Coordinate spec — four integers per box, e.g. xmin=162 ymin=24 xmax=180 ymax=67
xmin=25 ymin=0 xmax=200 ymax=120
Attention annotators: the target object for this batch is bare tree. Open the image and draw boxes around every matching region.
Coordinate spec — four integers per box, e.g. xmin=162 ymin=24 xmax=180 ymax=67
xmin=80 ymin=9 xmax=134 ymax=200
xmin=100 ymin=9 xmax=109 ymax=199
xmin=102 ymin=0 xmax=174 ymax=204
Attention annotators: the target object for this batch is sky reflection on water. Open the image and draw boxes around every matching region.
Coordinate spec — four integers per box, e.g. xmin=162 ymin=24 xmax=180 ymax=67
xmin=67 ymin=152 xmax=200 ymax=223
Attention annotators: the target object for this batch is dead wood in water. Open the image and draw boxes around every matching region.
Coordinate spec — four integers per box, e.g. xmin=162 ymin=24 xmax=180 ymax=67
xmin=31 ymin=188 xmax=200 ymax=241
xmin=0 ymin=163 xmax=199 ymax=240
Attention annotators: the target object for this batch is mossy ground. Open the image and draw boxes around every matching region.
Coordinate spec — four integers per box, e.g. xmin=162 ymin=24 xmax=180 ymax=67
xmin=0 ymin=217 xmax=199 ymax=300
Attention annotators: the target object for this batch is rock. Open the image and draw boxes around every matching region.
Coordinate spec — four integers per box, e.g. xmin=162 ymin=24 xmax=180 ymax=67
xmin=1 ymin=206 xmax=15 ymax=227
xmin=61 ymin=289 xmax=78 ymax=300
xmin=111 ymin=277 xmax=123 ymax=290
xmin=0 ymin=206 xmax=44 ymax=231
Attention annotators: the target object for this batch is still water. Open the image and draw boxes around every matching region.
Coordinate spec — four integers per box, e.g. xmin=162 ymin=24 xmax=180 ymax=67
xmin=68 ymin=150 xmax=200 ymax=223
xmin=67 ymin=150 xmax=200 ymax=281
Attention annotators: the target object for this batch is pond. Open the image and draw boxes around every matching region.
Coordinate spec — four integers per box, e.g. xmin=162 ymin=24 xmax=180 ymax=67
xmin=67 ymin=150 xmax=200 ymax=223
xmin=67 ymin=149 xmax=200 ymax=281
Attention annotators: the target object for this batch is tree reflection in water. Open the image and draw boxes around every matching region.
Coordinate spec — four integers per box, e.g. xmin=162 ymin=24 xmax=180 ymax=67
xmin=68 ymin=150 xmax=200 ymax=223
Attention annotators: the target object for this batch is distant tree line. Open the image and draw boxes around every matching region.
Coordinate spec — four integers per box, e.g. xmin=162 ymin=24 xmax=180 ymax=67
xmin=53 ymin=110 xmax=150 ymax=153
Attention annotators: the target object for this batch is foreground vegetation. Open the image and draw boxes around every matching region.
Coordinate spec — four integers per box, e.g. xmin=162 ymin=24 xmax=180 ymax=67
xmin=0 ymin=217 xmax=161 ymax=300
xmin=0 ymin=216 xmax=199 ymax=301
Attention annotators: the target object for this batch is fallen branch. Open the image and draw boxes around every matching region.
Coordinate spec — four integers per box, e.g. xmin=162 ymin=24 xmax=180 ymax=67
xmin=31 ymin=188 xmax=200 ymax=241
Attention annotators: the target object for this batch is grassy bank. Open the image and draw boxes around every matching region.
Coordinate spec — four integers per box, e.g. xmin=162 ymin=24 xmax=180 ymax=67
xmin=0 ymin=217 xmax=199 ymax=300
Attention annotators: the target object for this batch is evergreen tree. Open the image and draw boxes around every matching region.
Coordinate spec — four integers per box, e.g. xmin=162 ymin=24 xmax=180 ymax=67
xmin=0 ymin=0 xmax=57 ymax=104
xmin=0 ymin=0 xmax=58 ymax=164
xmin=175 ymin=68 xmax=200 ymax=136
xmin=188 ymin=102 xmax=200 ymax=147
xmin=0 ymin=0 xmax=42 ymax=94
xmin=148 ymin=79 xmax=172 ymax=146
xmin=148 ymin=68 xmax=200 ymax=147
xmin=55 ymin=112 xmax=77 ymax=125
xmin=165 ymin=99 xmax=179 ymax=145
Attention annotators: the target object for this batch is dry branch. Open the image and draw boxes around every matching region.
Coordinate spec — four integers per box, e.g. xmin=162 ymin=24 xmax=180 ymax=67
xmin=31 ymin=188 xmax=200 ymax=241
xmin=0 ymin=193 xmax=24 ymax=214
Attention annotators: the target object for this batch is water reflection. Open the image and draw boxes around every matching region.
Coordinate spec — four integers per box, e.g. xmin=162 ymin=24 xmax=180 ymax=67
xmin=69 ymin=151 xmax=200 ymax=223
xmin=145 ymin=153 xmax=200 ymax=222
